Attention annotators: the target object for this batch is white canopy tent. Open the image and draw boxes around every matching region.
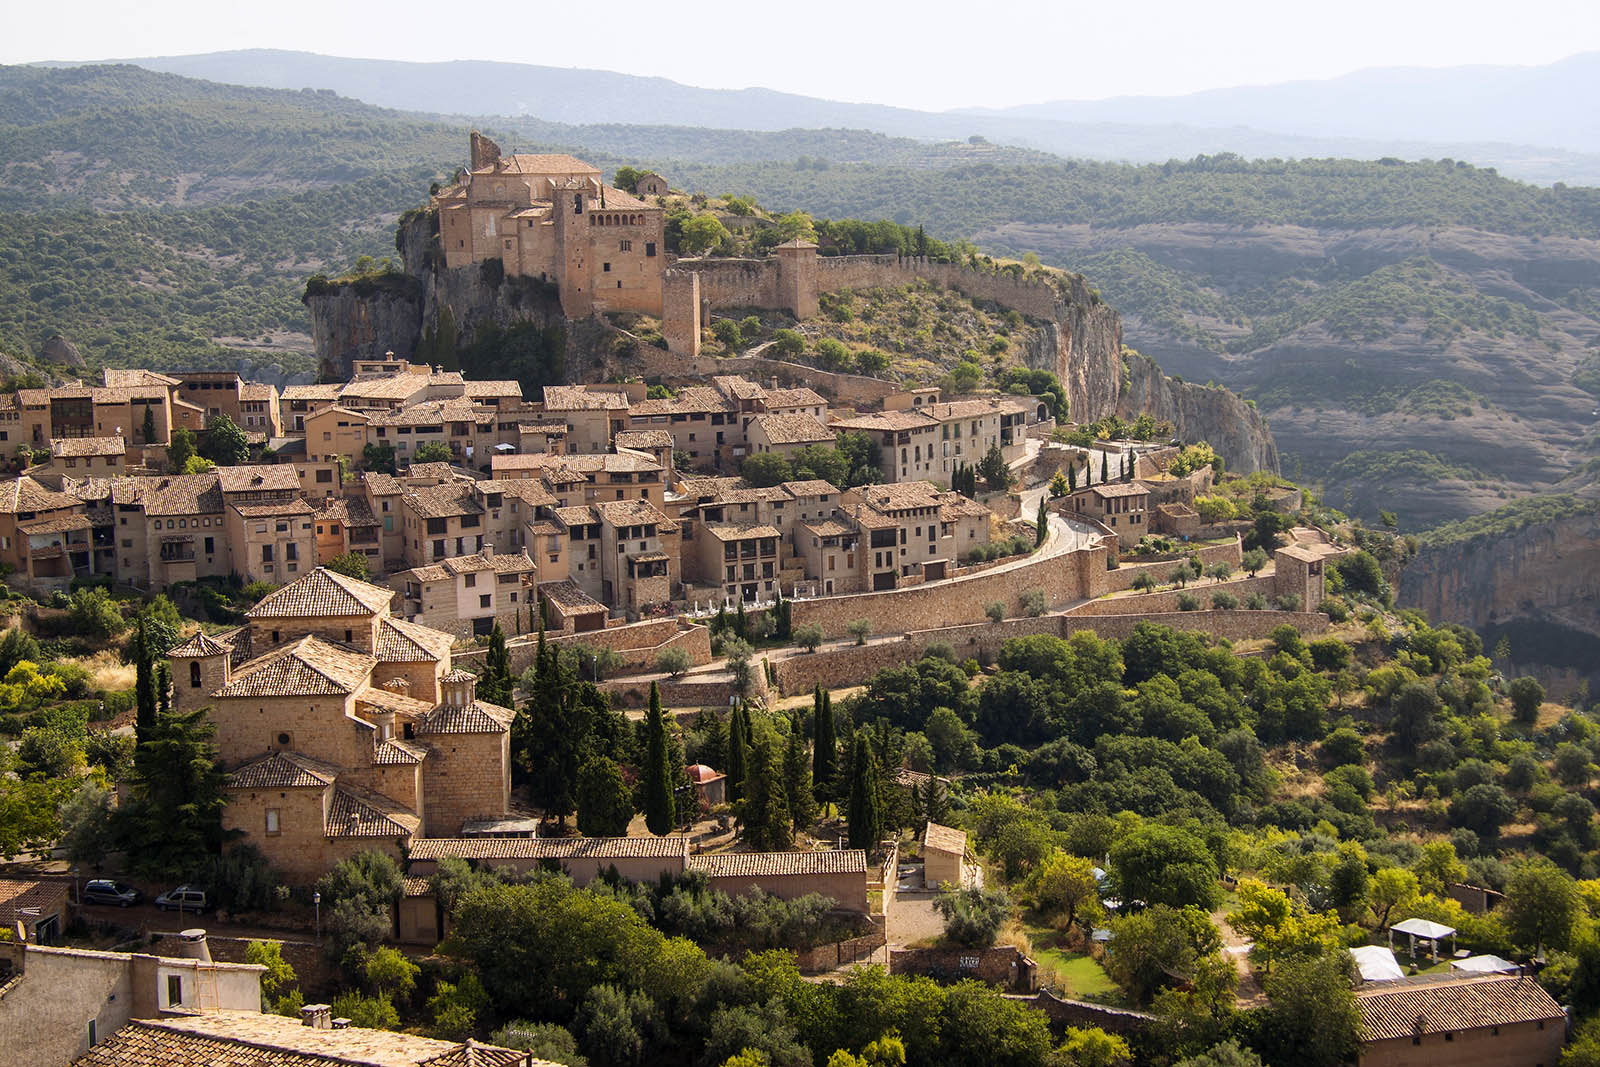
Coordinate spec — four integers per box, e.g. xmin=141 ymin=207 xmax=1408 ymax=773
xmin=1350 ymin=945 xmax=1405 ymax=982
xmin=1451 ymin=954 xmax=1519 ymax=975
xmin=1389 ymin=917 xmax=1457 ymax=962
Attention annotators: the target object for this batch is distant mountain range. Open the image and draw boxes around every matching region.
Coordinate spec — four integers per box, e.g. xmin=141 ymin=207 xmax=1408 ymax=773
xmin=43 ymin=49 xmax=1600 ymax=185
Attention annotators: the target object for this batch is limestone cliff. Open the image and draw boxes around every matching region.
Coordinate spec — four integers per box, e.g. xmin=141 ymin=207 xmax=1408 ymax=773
xmin=1022 ymin=287 xmax=1276 ymax=474
xmin=1399 ymin=492 xmax=1600 ymax=696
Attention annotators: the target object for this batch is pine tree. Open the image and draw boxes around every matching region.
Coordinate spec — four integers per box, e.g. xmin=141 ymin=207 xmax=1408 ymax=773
xmin=726 ymin=705 xmax=749 ymax=803
xmin=812 ymin=686 xmax=836 ymax=804
xmin=847 ymin=734 xmax=882 ymax=852
xmin=643 ymin=682 xmax=675 ymax=835
xmin=783 ymin=717 xmax=818 ymax=832
xmin=1035 ymin=497 xmax=1049 ymax=548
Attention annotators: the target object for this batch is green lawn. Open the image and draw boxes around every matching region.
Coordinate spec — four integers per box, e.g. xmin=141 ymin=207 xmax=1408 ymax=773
xmin=1023 ymin=919 xmax=1126 ymax=1004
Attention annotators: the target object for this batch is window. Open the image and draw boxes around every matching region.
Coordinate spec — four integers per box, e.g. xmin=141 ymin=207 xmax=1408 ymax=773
xmin=167 ymin=975 xmax=182 ymax=1006
xmin=645 ymin=242 xmax=656 ymax=257
xmin=286 ymin=543 xmax=297 ymax=561
xmin=619 ymin=239 xmax=632 ymax=251
xmin=265 ymin=809 xmax=280 ymax=835
xmin=603 ymin=262 xmax=611 ymax=273
xmin=465 ymin=573 xmax=476 ymax=587
xmin=204 ymin=537 xmax=214 ymax=554
xmin=344 ymin=629 xmax=353 ymax=643
xmin=480 ymin=594 xmax=491 ymax=609
xmin=316 ymin=469 xmax=333 ymax=483
xmin=262 ymin=545 xmax=273 ymax=562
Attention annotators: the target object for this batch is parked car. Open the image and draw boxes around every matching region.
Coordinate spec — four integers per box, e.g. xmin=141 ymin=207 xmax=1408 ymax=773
xmin=81 ymin=879 xmax=142 ymax=907
xmin=154 ymin=885 xmax=208 ymax=912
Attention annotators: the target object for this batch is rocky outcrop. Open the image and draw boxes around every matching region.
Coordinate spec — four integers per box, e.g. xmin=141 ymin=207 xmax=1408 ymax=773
xmin=1117 ymin=349 xmax=1279 ymax=474
xmin=1399 ymin=496 xmax=1600 ymax=696
xmin=1024 ymin=296 xmax=1276 ymax=474
xmin=305 ymin=279 xmax=423 ymax=380
xmin=41 ymin=334 xmax=85 ymax=369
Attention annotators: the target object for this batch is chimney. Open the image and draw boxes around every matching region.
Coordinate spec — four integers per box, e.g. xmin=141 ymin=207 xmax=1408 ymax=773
xmin=301 ymin=1004 xmax=333 ymax=1029
xmin=332 ymin=1017 xmax=351 ymax=1029
xmin=173 ymin=928 xmax=211 ymax=962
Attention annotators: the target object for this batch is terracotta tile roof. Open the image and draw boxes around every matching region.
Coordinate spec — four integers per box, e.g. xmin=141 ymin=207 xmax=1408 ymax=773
xmin=478 ymin=479 xmax=557 ymax=508
xmin=362 ymin=472 xmax=405 ymax=496
xmin=854 ymin=482 xmax=945 ymax=512
xmin=830 ymin=410 xmax=936 ymax=433
xmin=403 ymin=876 xmax=434 ymax=897
xmin=0 ymin=879 xmax=67 ymax=925
xmin=231 ymin=500 xmax=315 ymax=518
xmin=705 ymin=523 xmax=782 ymax=541
xmin=1081 ymin=481 xmax=1149 ymax=499
xmin=713 ymin=375 xmax=767 ymax=401
xmin=369 ymin=398 xmax=484 ymax=426
xmin=925 ymin=396 xmax=1032 ymax=420
xmin=216 ymin=465 xmax=302 ymax=495
xmin=496 ymin=152 xmax=601 ymax=175
xmin=0 ymin=475 xmax=84 ymax=514
xmin=553 ymin=505 xmax=598 ymax=528
xmin=688 ymin=849 xmax=868 ymax=878
xmin=802 ymin=519 xmax=855 ymax=538
xmin=628 ymin=388 xmax=734 ymax=418
xmin=538 ymin=579 xmax=606 ymax=613
xmin=281 ymin=383 xmax=343 ymax=401
xmin=168 ymin=631 xmax=234 ymax=658
xmin=594 ymin=498 xmax=674 ymax=529
xmin=50 ymin=436 xmax=125 ymax=458
xmin=419 ymin=700 xmax=514 ymax=735
xmin=408 ymin=836 xmax=692 ymax=862
xmin=542 ymin=386 xmax=628 ymax=411
xmin=780 ymin=479 xmax=840 ymax=497
xmin=375 ymin=616 xmax=453 ymax=662
xmin=216 ymin=636 xmax=375 ymax=698
xmin=1357 ymin=974 xmax=1564 ymax=1041
xmin=614 ymin=429 xmax=673 ymax=450
xmin=922 ymin=821 xmax=967 ymax=855
xmin=86 ymin=1014 xmax=543 ymax=1067
xmin=226 ymin=750 xmax=340 ymax=790
xmin=373 ymin=737 xmax=429 ymax=765
xmin=938 ymin=494 xmax=991 ymax=520
xmin=239 ymin=383 xmax=278 ymax=402
xmin=104 ymin=368 xmax=180 ymax=388
xmin=337 ymin=374 xmax=433 ymax=402
xmin=316 ymin=495 xmax=378 ymax=527
xmin=443 ymin=551 xmax=537 ymax=576
xmin=17 ymin=512 xmax=91 ymax=535
xmin=141 ymin=473 xmax=225 ymax=517
xmin=717 ymin=486 xmax=790 ymax=504
xmin=463 ymin=380 xmax=524 ymax=399
xmin=249 ymin=568 xmax=396 ymax=619
xmin=751 ymin=412 xmax=834 ymax=446
xmin=359 ymin=687 xmax=436 ymax=722
xmin=326 ymin=784 xmax=420 ymax=838
xmin=762 ymin=387 xmax=828 ymax=410
xmin=404 ymin=483 xmax=483 ymax=520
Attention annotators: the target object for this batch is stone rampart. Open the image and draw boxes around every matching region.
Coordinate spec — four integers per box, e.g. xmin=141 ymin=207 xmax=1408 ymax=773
xmin=456 ymin=619 xmax=711 ymax=676
xmin=1009 ymin=990 xmax=1154 ymax=1036
xmin=1070 ymin=575 xmax=1277 ymax=616
xmin=789 ymin=543 xmax=1095 ymax=639
xmin=1059 ymin=609 xmax=1329 ymax=642
xmin=890 ymin=945 xmax=1037 ymax=992
xmin=794 ymin=929 xmax=887 ymax=974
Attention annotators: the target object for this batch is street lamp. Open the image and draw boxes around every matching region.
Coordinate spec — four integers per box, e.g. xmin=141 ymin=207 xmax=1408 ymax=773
xmin=312 ymin=891 xmax=321 ymax=943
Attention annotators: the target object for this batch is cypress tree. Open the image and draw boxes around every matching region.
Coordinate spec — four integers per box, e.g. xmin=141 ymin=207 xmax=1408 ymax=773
xmin=643 ymin=682 xmax=675 ymax=835
xmin=156 ymin=663 xmax=170 ymax=715
xmin=1067 ymin=463 xmax=1076 ymax=492
xmin=847 ymin=734 xmax=882 ymax=852
xmin=783 ymin=717 xmax=817 ymax=832
xmin=740 ymin=741 xmax=791 ymax=851
xmin=812 ymin=685 xmax=836 ymax=803
xmin=1035 ymin=497 xmax=1049 ymax=547
xmin=133 ymin=618 xmax=156 ymax=745
xmin=141 ymin=405 xmax=157 ymax=447
xmin=726 ymin=705 xmax=749 ymax=803
xmin=1101 ymin=451 xmax=1109 ymax=483
xmin=1123 ymin=453 xmax=1131 ymax=481
xmin=921 ymin=775 xmax=950 ymax=828
xmin=481 ymin=622 xmax=512 ymax=707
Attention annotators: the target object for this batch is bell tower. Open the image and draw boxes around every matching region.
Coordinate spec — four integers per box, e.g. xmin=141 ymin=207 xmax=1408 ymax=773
xmin=167 ymin=632 xmax=234 ymax=715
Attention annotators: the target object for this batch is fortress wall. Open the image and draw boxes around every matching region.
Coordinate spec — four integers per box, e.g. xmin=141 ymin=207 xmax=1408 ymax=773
xmin=688 ymin=258 xmax=780 ymax=310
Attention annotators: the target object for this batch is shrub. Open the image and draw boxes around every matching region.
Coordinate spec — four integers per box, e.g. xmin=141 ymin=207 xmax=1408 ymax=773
xmin=1211 ymin=591 xmax=1239 ymax=610
xmin=1274 ymin=594 xmax=1303 ymax=612
xmin=934 ymin=886 xmax=1012 ymax=947
xmin=656 ymin=646 xmax=691 ymax=679
xmin=1320 ymin=597 xmax=1351 ymax=622
xmin=985 ymin=601 xmax=1007 ymax=623
xmin=846 ymin=619 xmax=871 ymax=645
xmin=793 ymin=624 xmax=824 ymax=652
xmin=1176 ymin=592 xmax=1201 ymax=612
xmin=1020 ymin=590 xmax=1047 ymax=617
xmin=1245 ymin=593 xmax=1268 ymax=610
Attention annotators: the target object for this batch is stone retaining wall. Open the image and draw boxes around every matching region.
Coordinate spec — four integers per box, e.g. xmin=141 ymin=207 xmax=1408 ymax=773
xmin=794 ymin=929 xmax=887 ymax=974
xmin=890 ymin=945 xmax=1037 ymax=992
xmin=1008 ymin=990 xmax=1154 ymax=1035
xmin=1060 ymin=609 xmax=1330 ymax=642
xmin=457 ymin=619 xmax=711 ymax=676
xmin=1069 ymin=575 xmax=1277 ymax=616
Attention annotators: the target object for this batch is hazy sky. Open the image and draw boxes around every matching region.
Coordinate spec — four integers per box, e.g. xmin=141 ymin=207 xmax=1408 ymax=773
xmin=8 ymin=0 xmax=1600 ymax=110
